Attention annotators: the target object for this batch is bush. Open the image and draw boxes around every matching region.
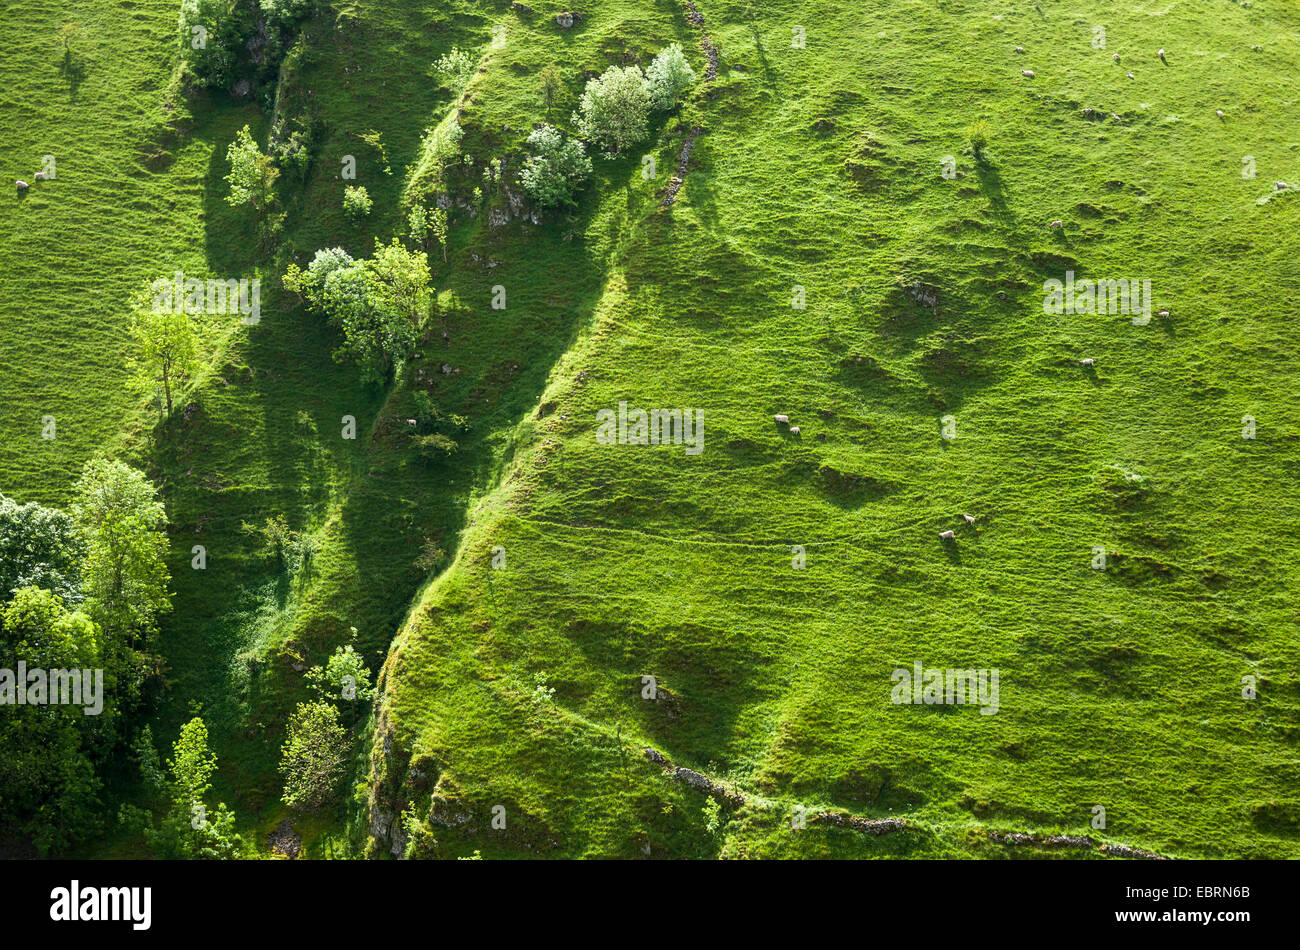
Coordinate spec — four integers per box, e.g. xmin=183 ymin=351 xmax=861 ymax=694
xmin=573 ymin=65 xmax=654 ymax=157
xmin=343 ymin=184 xmax=372 ymax=217
xmin=280 ymin=701 xmax=347 ymax=811
xmin=519 ymin=125 xmax=593 ymax=207
xmin=647 ymin=43 xmax=696 ymax=110
xmin=305 ymin=643 xmax=375 ymax=708
xmin=965 ymin=119 xmax=990 ymax=157
xmin=224 ymin=125 xmax=279 ymax=211
xmin=433 ymin=46 xmax=477 ymax=96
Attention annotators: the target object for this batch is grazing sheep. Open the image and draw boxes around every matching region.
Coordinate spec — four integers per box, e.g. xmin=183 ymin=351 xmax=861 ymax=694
xmin=33 ymin=171 xmax=46 ymax=181
xmin=938 ymin=529 xmax=956 ymax=540
xmin=1110 ymin=113 xmax=1122 ymax=122
xmin=1014 ymin=46 xmax=1024 ymax=53
xmin=1112 ymin=52 xmax=1120 ymax=62
xmin=1079 ymin=358 xmax=1095 ymax=367
xmin=773 ymin=414 xmax=789 ymax=424
xmin=1157 ymin=48 xmax=1166 ymax=61
xmin=405 ymin=418 xmax=417 ymax=426
xmin=1021 ymin=69 xmax=1035 ymax=78
xmin=15 ymin=180 xmax=28 ymax=190
xmin=962 ymin=513 xmax=976 ymax=525
xmin=1126 ymin=72 xmax=1135 ymax=79
xmin=1048 ymin=220 xmax=1063 ymax=229
xmin=1275 ymin=181 xmax=1289 ymax=190
xmin=1157 ymin=310 xmax=1170 ymax=318
xmin=789 ymin=426 xmax=801 ymax=435
xmin=1215 ymin=109 xmax=1224 ymax=118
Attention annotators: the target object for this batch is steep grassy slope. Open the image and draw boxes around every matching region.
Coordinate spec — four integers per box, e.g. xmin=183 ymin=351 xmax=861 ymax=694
xmin=1 ymin=0 xmax=1297 ymax=859
xmin=369 ymin=0 xmax=1300 ymax=858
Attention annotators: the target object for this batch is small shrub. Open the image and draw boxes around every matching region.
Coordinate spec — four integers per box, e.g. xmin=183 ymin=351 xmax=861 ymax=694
xmin=519 ymin=125 xmax=592 ymax=207
xmin=343 ymin=185 xmax=372 ymax=218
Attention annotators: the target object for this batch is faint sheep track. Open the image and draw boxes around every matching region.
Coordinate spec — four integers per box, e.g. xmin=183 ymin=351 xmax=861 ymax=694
xmin=661 ymin=1 xmax=719 ymax=209
xmin=644 ymin=748 xmax=1170 ymax=856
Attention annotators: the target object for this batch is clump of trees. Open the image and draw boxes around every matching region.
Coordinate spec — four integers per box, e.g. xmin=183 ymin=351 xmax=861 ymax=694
xmin=573 ymin=44 xmax=696 ymax=157
xmin=283 ymin=240 xmax=433 ymax=383
xmin=0 ymin=460 xmax=172 ymax=855
xmin=177 ymin=0 xmax=316 ymax=98
xmin=279 ymin=642 xmax=375 ymax=812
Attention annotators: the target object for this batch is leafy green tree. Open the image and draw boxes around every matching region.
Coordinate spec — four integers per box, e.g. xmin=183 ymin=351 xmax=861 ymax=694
xmin=128 ymin=303 xmax=199 ymax=416
xmin=573 ymin=65 xmax=653 ymax=157
xmin=1 ymin=586 xmax=99 ymax=670
xmin=280 ymin=701 xmax=347 ymax=811
xmin=539 ymin=64 xmax=563 ymax=116
xmin=647 ymin=44 xmax=696 ymax=110
xmin=429 ymin=206 xmax=449 ymax=262
xmin=224 ymin=125 xmax=279 ymax=211
xmin=0 ymin=587 xmax=105 ymax=855
xmin=0 ymin=494 xmax=84 ymax=604
xmin=71 ymin=459 xmax=171 ymax=652
xmin=520 ymin=124 xmax=593 ymax=207
xmin=153 ymin=718 xmax=243 ymax=859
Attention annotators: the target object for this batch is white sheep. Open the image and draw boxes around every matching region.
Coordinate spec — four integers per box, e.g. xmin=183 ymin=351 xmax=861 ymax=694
xmin=1158 ymin=48 xmax=1166 ymax=61
xmin=962 ymin=513 xmax=976 ymax=525
xmin=1021 ymin=69 xmax=1035 ymax=78
xmin=1112 ymin=52 xmax=1120 ymax=62
xmin=15 ymin=180 xmax=28 ymax=190
xmin=773 ymin=414 xmax=789 ymax=424
xmin=33 ymin=171 xmax=46 ymax=181
xmin=1048 ymin=220 xmax=1063 ymax=229
xmin=789 ymin=426 xmax=801 ymax=435
xmin=1126 ymin=72 xmax=1135 ymax=79
xmin=1014 ymin=46 xmax=1024 ymax=53
xmin=1157 ymin=310 xmax=1170 ymax=318
xmin=1215 ymin=109 xmax=1224 ymax=118
xmin=938 ymin=530 xmax=956 ymax=540
xmin=1079 ymin=358 xmax=1095 ymax=367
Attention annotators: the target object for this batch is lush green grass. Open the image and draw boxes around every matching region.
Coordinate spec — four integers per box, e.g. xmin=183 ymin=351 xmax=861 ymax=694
xmin=2 ymin=0 xmax=1298 ymax=858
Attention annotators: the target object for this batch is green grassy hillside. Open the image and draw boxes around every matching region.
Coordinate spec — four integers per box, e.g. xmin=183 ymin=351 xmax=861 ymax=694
xmin=2 ymin=0 xmax=1297 ymax=859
